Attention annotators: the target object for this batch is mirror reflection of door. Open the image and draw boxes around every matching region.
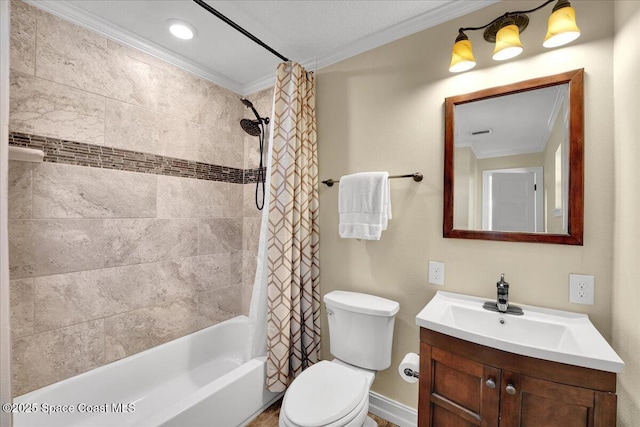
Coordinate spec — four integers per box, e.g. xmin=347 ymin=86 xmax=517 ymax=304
xmin=482 ymin=168 xmax=544 ymax=232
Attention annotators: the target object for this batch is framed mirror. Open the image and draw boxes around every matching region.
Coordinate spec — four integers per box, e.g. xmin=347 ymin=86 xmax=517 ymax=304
xmin=444 ymin=69 xmax=584 ymax=245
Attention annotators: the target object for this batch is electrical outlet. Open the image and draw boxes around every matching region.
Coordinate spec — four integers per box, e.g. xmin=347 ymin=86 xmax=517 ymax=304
xmin=569 ymin=274 xmax=595 ymax=305
xmin=429 ymin=261 xmax=445 ymax=286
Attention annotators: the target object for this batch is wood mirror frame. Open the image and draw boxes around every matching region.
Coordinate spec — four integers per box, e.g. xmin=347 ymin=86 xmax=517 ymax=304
xmin=444 ymin=69 xmax=584 ymax=245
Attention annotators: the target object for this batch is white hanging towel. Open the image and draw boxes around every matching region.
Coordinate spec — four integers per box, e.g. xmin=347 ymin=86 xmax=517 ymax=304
xmin=338 ymin=171 xmax=392 ymax=240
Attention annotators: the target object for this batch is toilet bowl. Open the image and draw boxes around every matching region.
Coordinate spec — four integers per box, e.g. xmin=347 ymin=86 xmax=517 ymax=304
xmin=279 ymin=361 xmax=375 ymax=427
xmin=278 ymin=291 xmax=399 ymax=427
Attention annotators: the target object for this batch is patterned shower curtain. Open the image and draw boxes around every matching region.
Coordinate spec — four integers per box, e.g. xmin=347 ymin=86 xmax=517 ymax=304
xmin=265 ymin=62 xmax=320 ymax=392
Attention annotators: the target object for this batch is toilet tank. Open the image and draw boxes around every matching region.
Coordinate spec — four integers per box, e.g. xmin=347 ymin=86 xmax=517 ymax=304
xmin=324 ymin=291 xmax=399 ymax=371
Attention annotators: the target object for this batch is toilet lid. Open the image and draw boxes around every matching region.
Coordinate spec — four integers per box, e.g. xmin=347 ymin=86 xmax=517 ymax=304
xmin=283 ymin=361 xmax=368 ymax=427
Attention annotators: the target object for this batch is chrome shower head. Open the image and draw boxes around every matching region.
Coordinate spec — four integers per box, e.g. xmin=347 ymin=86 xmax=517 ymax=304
xmin=240 ymin=118 xmax=262 ymax=136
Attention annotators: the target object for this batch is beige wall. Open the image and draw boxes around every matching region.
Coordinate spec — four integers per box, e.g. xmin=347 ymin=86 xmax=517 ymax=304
xmin=317 ymin=0 xmax=615 ymax=408
xmin=8 ymin=0 xmax=265 ymax=395
xmin=613 ymin=1 xmax=640 ymax=425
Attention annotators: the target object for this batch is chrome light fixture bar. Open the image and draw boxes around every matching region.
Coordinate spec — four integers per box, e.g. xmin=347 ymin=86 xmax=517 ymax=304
xmin=449 ymin=0 xmax=580 ymax=73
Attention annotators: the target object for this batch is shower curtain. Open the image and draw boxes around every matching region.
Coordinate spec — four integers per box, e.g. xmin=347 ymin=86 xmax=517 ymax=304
xmin=248 ymin=61 xmax=320 ymax=393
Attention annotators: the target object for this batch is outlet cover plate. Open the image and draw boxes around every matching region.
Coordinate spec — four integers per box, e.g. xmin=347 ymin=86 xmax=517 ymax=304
xmin=569 ymin=274 xmax=594 ymax=305
xmin=429 ymin=261 xmax=445 ymax=286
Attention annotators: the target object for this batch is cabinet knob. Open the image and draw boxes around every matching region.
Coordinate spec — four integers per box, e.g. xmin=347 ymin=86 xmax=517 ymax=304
xmin=485 ymin=378 xmax=496 ymax=389
xmin=505 ymin=384 xmax=517 ymax=395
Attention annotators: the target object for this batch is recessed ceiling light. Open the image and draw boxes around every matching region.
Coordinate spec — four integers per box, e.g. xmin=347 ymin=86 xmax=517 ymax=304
xmin=166 ymin=19 xmax=197 ymax=40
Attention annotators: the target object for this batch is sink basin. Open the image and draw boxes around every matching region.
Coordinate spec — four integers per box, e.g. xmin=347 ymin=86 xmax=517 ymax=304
xmin=416 ymin=291 xmax=624 ymax=373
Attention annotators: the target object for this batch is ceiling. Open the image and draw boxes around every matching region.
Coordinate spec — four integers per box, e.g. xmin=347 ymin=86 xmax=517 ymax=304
xmin=28 ymin=0 xmax=498 ymax=95
xmin=455 ymin=85 xmax=567 ymax=159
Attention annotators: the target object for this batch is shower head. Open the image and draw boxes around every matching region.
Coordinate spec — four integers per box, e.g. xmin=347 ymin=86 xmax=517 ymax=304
xmin=240 ymin=118 xmax=262 ymax=136
xmin=240 ymin=97 xmax=269 ymax=136
xmin=239 ymin=98 xmax=268 ymax=211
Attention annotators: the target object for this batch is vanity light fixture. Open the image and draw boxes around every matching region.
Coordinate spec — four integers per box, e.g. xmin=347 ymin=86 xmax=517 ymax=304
xmin=166 ymin=19 xmax=198 ymax=40
xmin=449 ymin=0 xmax=580 ymax=72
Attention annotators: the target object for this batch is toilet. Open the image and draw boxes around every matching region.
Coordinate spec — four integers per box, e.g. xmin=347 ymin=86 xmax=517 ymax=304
xmin=279 ymin=291 xmax=400 ymax=427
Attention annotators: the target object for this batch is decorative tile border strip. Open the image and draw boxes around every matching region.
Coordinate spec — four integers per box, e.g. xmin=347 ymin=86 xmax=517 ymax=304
xmin=9 ymin=132 xmax=265 ymax=185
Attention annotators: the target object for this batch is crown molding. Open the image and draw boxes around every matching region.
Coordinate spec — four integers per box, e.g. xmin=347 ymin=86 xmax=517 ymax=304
xmin=308 ymin=0 xmax=499 ymax=73
xmin=25 ymin=0 xmax=244 ymax=94
xmin=242 ymin=0 xmax=499 ymax=93
xmin=243 ymin=73 xmax=277 ymax=97
xmin=27 ymin=0 xmax=498 ymax=96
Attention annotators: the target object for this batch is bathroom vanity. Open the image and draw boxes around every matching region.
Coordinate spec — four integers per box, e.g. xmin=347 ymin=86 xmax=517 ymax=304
xmin=416 ymin=292 xmax=624 ymax=427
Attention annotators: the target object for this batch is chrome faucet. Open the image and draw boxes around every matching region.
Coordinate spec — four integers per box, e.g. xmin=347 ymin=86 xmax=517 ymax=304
xmin=482 ymin=273 xmax=523 ymax=315
xmin=496 ymin=273 xmax=509 ymax=313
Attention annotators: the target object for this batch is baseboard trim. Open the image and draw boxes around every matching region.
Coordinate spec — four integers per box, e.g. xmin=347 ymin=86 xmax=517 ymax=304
xmin=368 ymin=391 xmax=417 ymax=427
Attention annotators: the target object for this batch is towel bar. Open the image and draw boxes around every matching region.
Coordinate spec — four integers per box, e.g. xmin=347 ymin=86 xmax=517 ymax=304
xmin=321 ymin=172 xmax=423 ymax=187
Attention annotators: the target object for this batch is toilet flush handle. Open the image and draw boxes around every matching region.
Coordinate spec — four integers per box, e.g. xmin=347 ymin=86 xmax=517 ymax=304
xmin=326 ymin=308 xmax=334 ymax=316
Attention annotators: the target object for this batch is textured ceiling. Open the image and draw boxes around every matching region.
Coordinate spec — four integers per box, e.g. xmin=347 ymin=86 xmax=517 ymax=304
xmin=28 ymin=0 xmax=498 ymax=94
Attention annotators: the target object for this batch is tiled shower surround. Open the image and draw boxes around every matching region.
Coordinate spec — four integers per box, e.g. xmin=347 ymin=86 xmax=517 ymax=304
xmin=7 ymin=0 xmax=273 ymax=395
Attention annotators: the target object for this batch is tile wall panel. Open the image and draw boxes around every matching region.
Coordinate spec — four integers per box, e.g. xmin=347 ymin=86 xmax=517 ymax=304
xmin=9 ymin=0 xmax=35 ymax=76
xmin=197 ymin=286 xmax=243 ymax=329
xmin=197 ymin=126 xmax=244 ymax=169
xmin=231 ymin=251 xmax=244 ymax=288
xmin=104 ymin=299 xmax=199 ymax=362
xmin=9 ymin=278 xmax=34 ymax=339
xmin=8 ymin=0 xmax=265 ymax=396
xmin=32 ymin=162 xmax=157 ymax=218
xmin=199 ymin=218 xmax=243 ymax=255
xmin=8 ymin=161 xmax=31 ymax=219
xmin=35 ymin=10 xmax=160 ymax=110
xmin=242 ymin=251 xmax=258 ymax=315
xmin=157 ymin=175 xmax=242 ymax=218
xmin=103 ymin=219 xmax=198 ymax=267
xmin=157 ymin=65 xmax=242 ymax=132
xmin=243 ymin=217 xmax=262 ymax=252
xmin=9 ymin=73 xmax=106 ymax=145
xmin=33 ymin=254 xmax=232 ymax=334
xmin=179 ymin=253 xmax=232 ymax=293
xmin=8 ymin=219 xmax=105 ymax=279
xmin=12 ymin=320 xmax=105 ymax=396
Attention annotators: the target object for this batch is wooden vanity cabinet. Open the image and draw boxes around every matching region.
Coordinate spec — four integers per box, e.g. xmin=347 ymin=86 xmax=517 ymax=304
xmin=419 ymin=328 xmax=617 ymax=427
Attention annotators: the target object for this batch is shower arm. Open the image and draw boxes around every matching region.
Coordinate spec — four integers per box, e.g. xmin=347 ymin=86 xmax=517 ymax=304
xmin=249 ymin=105 xmax=270 ymax=125
xmin=191 ymin=0 xmax=290 ymax=62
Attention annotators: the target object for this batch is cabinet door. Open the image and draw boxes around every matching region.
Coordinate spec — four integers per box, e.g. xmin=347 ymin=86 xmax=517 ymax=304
xmin=499 ymin=371 xmax=616 ymax=427
xmin=419 ymin=343 xmax=500 ymax=427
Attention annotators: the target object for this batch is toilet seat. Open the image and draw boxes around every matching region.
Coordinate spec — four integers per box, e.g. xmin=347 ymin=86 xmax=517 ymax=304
xmin=280 ymin=392 xmax=368 ymax=427
xmin=281 ymin=361 xmax=369 ymax=427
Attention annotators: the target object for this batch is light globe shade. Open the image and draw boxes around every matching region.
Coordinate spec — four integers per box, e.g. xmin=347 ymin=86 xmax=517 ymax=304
xmin=543 ymin=5 xmax=580 ymax=48
xmin=449 ymin=37 xmax=476 ymax=73
xmin=492 ymin=24 xmax=523 ymax=61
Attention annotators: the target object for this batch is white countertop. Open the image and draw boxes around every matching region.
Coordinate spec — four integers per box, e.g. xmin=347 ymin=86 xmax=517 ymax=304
xmin=416 ymin=291 xmax=624 ymax=373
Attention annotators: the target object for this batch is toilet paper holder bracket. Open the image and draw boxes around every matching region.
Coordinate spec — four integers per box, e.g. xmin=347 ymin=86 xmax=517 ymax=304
xmin=403 ymin=368 xmax=419 ymax=379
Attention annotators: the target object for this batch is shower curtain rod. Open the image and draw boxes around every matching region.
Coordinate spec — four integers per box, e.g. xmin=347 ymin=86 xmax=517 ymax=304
xmin=192 ymin=0 xmax=290 ymax=62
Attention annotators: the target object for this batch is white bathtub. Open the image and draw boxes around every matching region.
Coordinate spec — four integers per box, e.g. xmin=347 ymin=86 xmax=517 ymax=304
xmin=13 ymin=315 xmax=281 ymax=427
